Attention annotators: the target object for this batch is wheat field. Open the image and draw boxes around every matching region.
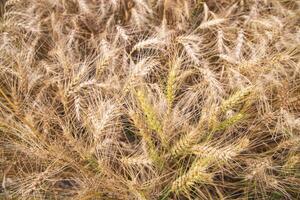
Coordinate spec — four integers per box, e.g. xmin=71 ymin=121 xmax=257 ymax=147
xmin=0 ymin=0 xmax=299 ymax=199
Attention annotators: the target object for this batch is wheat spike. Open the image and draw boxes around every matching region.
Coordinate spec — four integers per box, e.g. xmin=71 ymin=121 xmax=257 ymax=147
xmin=283 ymin=155 xmax=299 ymax=172
xmin=166 ymin=66 xmax=176 ymax=111
xmin=217 ymin=29 xmax=225 ymax=54
xmin=191 ymin=138 xmax=250 ymax=162
xmin=121 ymin=155 xmax=152 ymax=166
xmin=135 ymin=89 xmax=167 ymax=147
xmin=171 ymin=158 xmax=213 ymax=194
xmin=127 ymin=180 xmax=148 ymax=200
xmin=171 ymin=115 xmax=210 ymax=156
xmin=1 ymin=0 xmax=299 ymax=199
xmin=235 ymin=29 xmax=244 ymax=60
xmin=221 ymin=86 xmax=253 ymax=113
xmin=77 ymin=0 xmax=90 ymax=13
xmin=213 ymin=112 xmax=244 ymax=132
xmin=166 ymin=57 xmax=181 ymax=112
xmin=171 ymin=129 xmax=198 ymax=156
xmin=198 ymin=18 xmax=226 ymax=29
xmin=129 ymin=111 xmax=162 ymax=166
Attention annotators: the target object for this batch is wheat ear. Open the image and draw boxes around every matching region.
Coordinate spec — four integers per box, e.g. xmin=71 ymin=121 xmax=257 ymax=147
xmin=171 ymin=158 xmax=213 ymax=194
xmin=170 ymin=129 xmax=198 ymax=156
xmin=166 ymin=56 xmax=190 ymax=113
xmin=170 ymin=117 xmax=209 ymax=156
xmin=127 ymin=181 xmax=148 ymax=200
xmin=213 ymin=113 xmax=244 ymax=132
xmin=283 ymin=155 xmax=299 ymax=172
xmin=135 ymin=89 xmax=167 ymax=147
xmin=166 ymin=65 xmax=177 ymax=112
xmin=191 ymin=138 xmax=250 ymax=162
xmin=221 ymin=86 xmax=253 ymax=113
xmin=198 ymin=18 xmax=226 ymax=29
xmin=121 ymin=155 xmax=152 ymax=166
xmin=130 ymin=111 xmax=162 ymax=166
xmin=204 ymin=112 xmax=245 ymax=141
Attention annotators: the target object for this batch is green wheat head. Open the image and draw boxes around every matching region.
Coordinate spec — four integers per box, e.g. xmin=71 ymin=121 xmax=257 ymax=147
xmin=171 ymin=158 xmax=213 ymax=194
xmin=135 ymin=89 xmax=167 ymax=147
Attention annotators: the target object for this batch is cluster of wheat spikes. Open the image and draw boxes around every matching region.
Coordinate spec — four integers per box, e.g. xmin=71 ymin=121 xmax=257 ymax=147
xmin=0 ymin=0 xmax=299 ymax=199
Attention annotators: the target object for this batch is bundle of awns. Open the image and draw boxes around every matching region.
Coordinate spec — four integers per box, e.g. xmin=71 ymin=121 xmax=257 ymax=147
xmin=0 ymin=0 xmax=299 ymax=199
